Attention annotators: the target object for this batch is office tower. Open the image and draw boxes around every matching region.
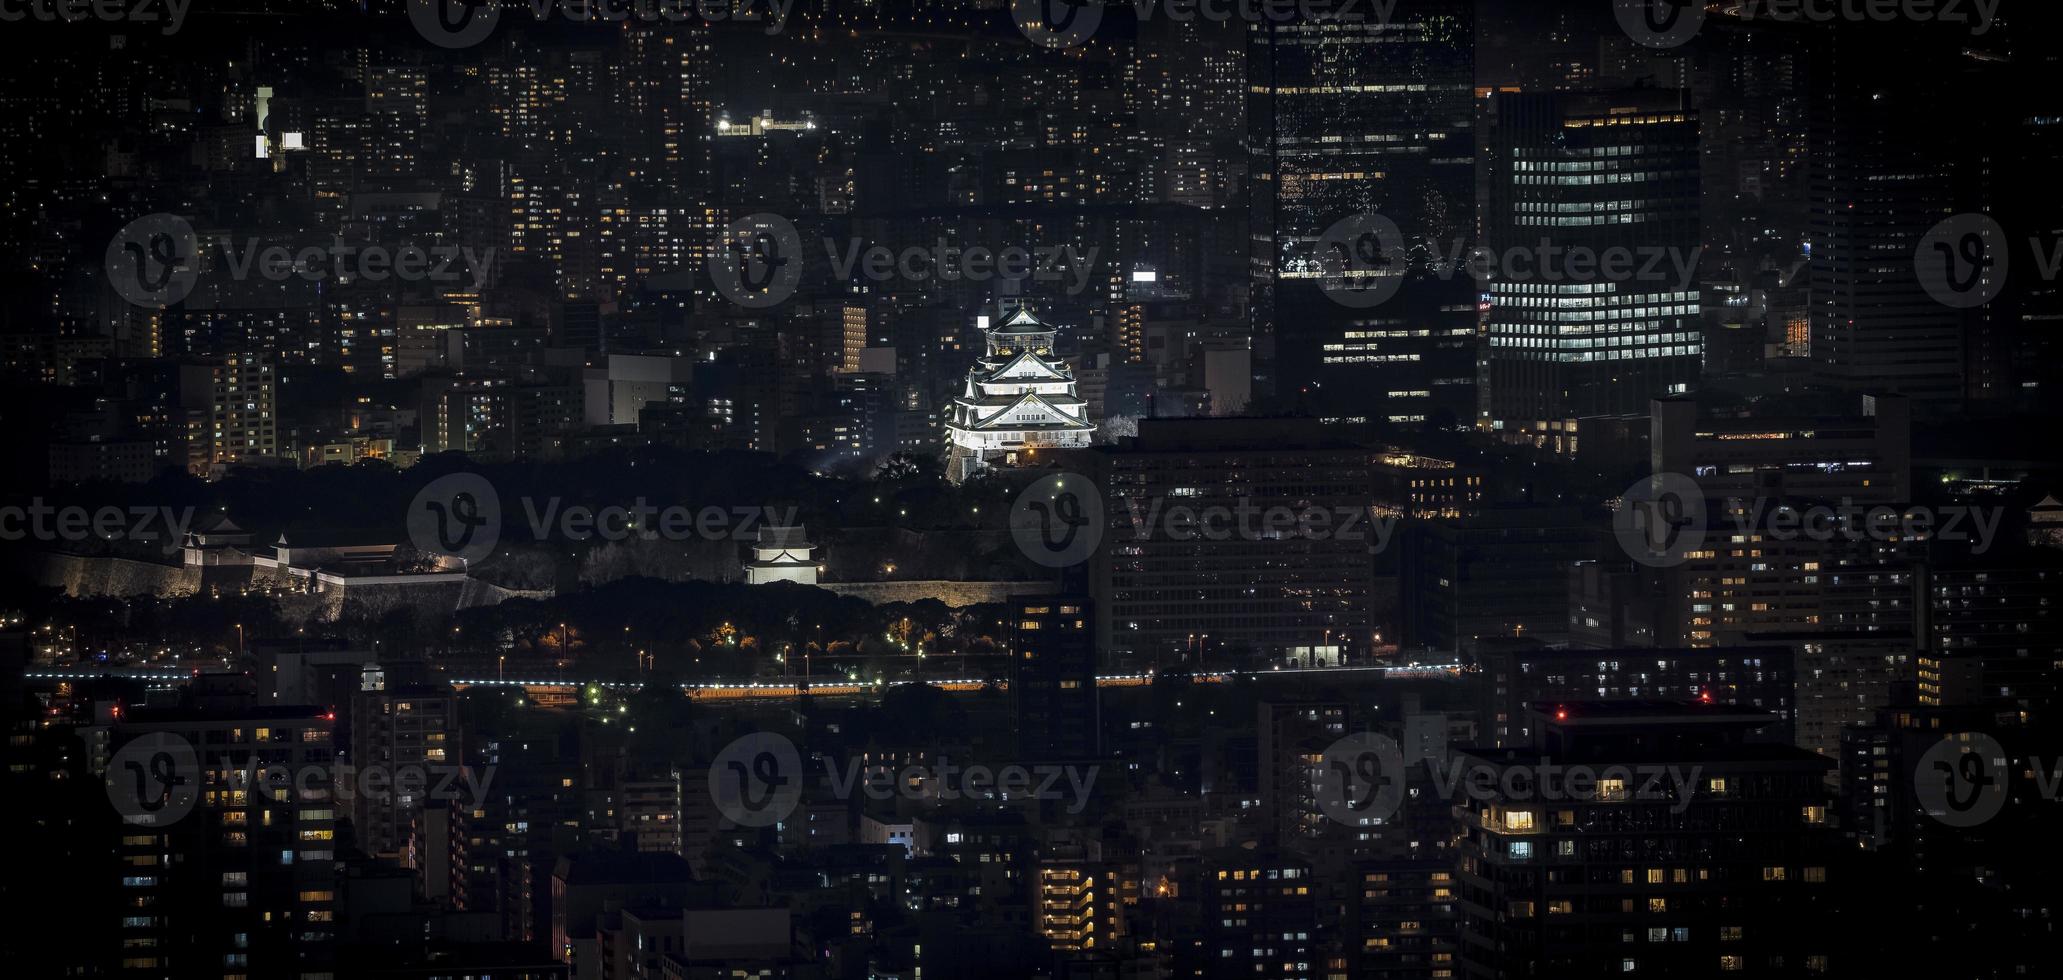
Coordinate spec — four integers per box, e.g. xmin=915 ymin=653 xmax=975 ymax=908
xmin=179 ymin=353 xmax=277 ymax=476
xmin=1248 ymin=0 xmax=1478 ymax=424
xmin=1473 ymin=645 xmax=1798 ymax=750
xmin=1088 ymin=418 xmax=1374 ymax=670
xmin=1011 ymin=596 xmax=1100 ymax=761
xmin=108 ymin=702 xmax=338 ymax=978
xmin=1397 ymin=506 xmax=1594 ymax=655
xmin=347 ymin=677 xmax=457 ymax=861
xmin=1455 ymin=702 xmax=1839 ymax=978
xmin=1650 ymin=393 xmax=1911 ymax=503
xmin=1484 ymin=90 xmax=1701 ymax=450
xmin=1807 ymin=31 xmax=1972 ymax=408
xmin=943 ymin=306 xmax=1095 ymax=484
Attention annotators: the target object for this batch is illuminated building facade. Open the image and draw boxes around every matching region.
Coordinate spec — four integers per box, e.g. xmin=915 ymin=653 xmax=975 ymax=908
xmin=1248 ymin=0 xmax=1477 ymax=425
xmin=943 ymin=306 xmax=1094 ymax=484
xmin=1485 ymin=90 xmax=1702 ymax=451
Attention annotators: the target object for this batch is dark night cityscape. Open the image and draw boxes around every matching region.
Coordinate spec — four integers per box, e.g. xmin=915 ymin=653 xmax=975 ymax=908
xmin=1 ymin=0 xmax=2059 ymax=976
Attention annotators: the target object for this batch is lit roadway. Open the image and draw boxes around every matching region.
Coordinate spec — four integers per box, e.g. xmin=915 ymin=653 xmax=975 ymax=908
xmin=24 ymin=664 xmax=1464 ymax=700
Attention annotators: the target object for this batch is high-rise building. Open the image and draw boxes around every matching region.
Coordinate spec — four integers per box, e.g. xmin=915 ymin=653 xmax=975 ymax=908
xmin=1484 ymin=90 xmax=1702 ymax=450
xmin=1398 ymin=506 xmax=1594 ymax=655
xmin=1651 ymin=393 xmax=1911 ymax=504
xmin=1807 ymin=32 xmax=1969 ymax=408
xmin=1248 ymin=0 xmax=1477 ymax=424
xmin=1455 ymin=702 xmax=1839 ymax=978
xmin=1087 ymin=418 xmax=1374 ymax=670
xmin=1194 ymin=847 xmax=1320 ymax=980
xmin=108 ymin=702 xmax=338 ymax=978
xmin=180 ymin=353 xmax=277 ymax=476
xmin=1915 ymin=556 xmax=2063 ymax=712
xmin=1473 ymin=644 xmax=1798 ymax=750
xmin=1011 ymin=596 xmax=1100 ymax=761
xmin=1257 ymin=699 xmax=1351 ymax=851
xmin=348 ymin=677 xmax=457 ymax=861
xmin=1349 ymin=859 xmax=1461 ymax=980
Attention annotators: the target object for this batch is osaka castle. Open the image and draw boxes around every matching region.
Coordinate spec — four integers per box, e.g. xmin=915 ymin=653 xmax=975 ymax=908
xmin=943 ymin=305 xmax=1096 ymax=483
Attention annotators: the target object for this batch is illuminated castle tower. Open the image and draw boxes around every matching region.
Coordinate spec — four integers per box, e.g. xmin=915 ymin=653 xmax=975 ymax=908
xmin=943 ymin=305 xmax=1095 ymax=484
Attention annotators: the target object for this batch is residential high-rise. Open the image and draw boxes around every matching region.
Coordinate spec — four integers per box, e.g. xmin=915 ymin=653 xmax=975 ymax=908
xmin=1484 ymin=90 xmax=1701 ymax=450
xmin=108 ymin=701 xmax=338 ymax=978
xmin=180 ymin=353 xmax=277 ymax=476
xmin=1011 ymin=596 xmax=1100 ymax=762
xmin=1194 ymin=847 xmax=1320 ymax=980
xmin=1247 ymin=0 xmax=1478 ymax=424
xmin=1454 ymin=702 xmax=1839 ymax=978
xmin=348 ymin=677 xmax=457 ymax=861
